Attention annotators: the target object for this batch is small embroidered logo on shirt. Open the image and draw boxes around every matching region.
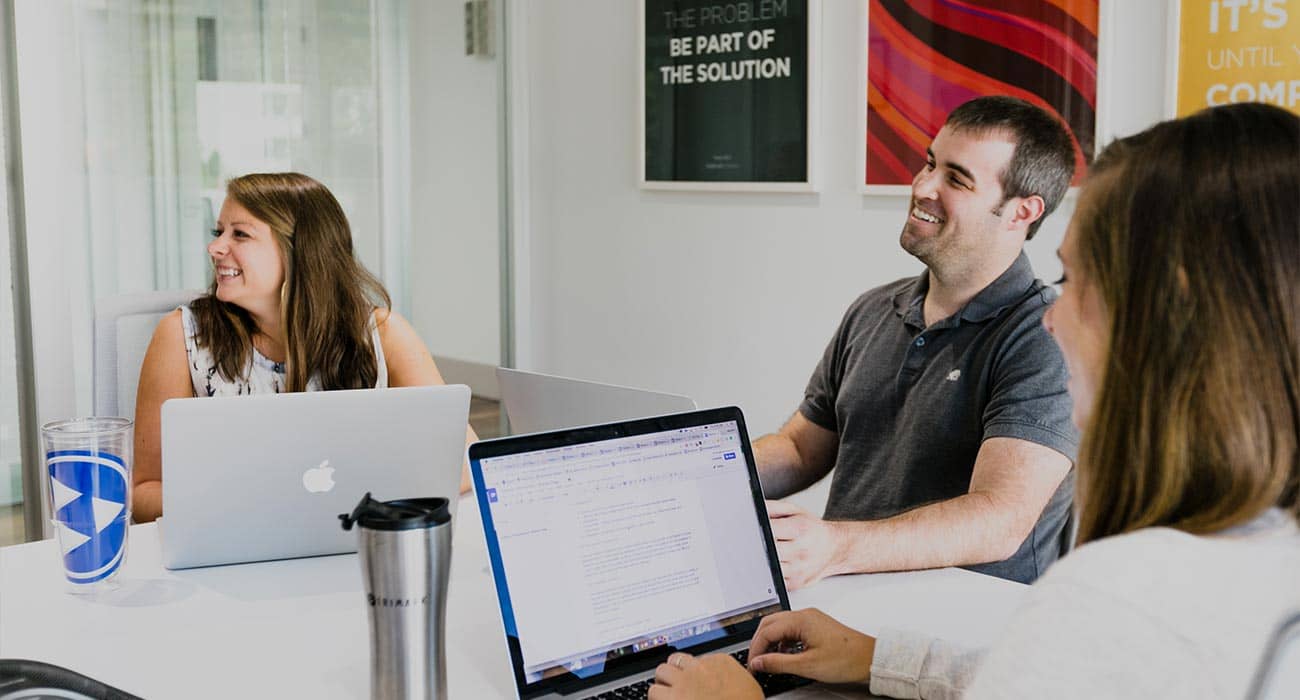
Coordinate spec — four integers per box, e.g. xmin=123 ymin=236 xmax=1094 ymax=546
xmin=946 ymin=369 xmax=961 ymax=382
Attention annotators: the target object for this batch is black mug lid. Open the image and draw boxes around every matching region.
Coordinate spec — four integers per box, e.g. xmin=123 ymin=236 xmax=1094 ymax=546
xmin=339 ymin=492 xmax=451 ymax=531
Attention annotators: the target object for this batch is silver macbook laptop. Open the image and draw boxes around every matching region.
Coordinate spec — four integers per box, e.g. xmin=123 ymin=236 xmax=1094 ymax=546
xmin=159 ymin=385 xmax=470 ymax=569
xmin=496 ymin=367 xmax=697 ymax=435
xmin=469 ymin=407 xmax=815 ymax=699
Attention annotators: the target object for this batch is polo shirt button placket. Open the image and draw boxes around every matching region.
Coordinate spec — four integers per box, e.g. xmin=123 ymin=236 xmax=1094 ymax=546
xmin=898 ymin=334 xmax=928 ymax=389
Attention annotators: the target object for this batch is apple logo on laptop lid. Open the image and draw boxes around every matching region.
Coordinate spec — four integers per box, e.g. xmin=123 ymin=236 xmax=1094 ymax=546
xmin=303 ymin=460 xmax=337 ymax=493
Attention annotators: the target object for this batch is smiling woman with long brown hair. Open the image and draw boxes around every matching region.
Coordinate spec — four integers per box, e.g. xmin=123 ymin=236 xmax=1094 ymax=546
xmin=648 ymin=103 xmax=1300 ymax=699
xmin=131 ymin=173 xmax=476 ymax=522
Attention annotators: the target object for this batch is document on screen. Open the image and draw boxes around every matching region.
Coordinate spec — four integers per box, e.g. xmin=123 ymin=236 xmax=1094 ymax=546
xmin=479 ymin=424 xmax=776 ymax=674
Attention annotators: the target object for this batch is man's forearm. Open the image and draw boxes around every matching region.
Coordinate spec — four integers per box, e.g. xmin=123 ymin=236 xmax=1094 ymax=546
xmin=753 ymin=433 xmax=822 ymax=499
xmin=825 ymin=492 xmax=1029 ymax=575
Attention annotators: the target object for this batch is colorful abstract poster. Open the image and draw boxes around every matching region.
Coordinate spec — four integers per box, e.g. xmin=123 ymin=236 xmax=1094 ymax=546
xmin=642 ymin=0 xmax=813 ymax=189
xmin=865 ymin=0 xmax=1098 ymax=189
xmin=1175 ymin=0 xmax=1298 ymax=117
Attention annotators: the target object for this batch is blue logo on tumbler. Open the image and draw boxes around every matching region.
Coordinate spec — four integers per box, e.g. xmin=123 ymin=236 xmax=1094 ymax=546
xmin=47 ymin=450 xmax=129 ymax=584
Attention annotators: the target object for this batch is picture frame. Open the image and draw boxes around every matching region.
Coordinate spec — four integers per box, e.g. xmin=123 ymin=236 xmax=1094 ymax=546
xmin=858 ymin=0 xmax=1103 ymax=195
xmin=638 ymin=0 xmax=821 ymax=192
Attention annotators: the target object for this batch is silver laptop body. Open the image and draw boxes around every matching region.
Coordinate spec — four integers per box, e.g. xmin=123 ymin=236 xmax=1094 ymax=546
xmin=159 ymin=385 xmax=469 ymax=569
xmin=496 ymin=367 xmax=697 ymax=435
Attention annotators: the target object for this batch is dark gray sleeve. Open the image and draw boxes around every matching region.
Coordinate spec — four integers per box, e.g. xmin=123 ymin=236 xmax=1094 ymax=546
xmin=798 ymin=300 xmax=860 ymax=433
xmin=982 ymin=304 xmax=1079 ymax=462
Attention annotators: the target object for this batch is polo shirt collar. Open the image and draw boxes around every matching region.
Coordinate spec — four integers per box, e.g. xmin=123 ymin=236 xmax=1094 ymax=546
xmin=893 ymin=271 xmax=929 ymax=330
xmin=958 ymin=252 xmax=1037 ymax=323
xmin=892 ymin=252 xmax=1037 ymax=328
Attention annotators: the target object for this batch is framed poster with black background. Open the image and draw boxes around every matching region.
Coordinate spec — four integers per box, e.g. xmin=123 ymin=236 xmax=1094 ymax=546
xmin=640 ymin=0 xmax=819 ymax=191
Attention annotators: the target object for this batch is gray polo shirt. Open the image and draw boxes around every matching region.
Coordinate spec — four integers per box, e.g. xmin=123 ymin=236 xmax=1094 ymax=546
xmin=799 ymin=253 xmax=1078 ymax=583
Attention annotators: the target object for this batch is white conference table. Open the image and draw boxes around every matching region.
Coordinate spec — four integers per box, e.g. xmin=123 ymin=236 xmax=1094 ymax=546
xmin=1 ymin=496 xmax=1028 ymax=698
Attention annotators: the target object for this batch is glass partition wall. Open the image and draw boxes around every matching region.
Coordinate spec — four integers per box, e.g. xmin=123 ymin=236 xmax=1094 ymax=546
xmin=32 ymin=0 xmax=399 ymax=302
xmin=1 ymin=0 xmax=507 ymax=544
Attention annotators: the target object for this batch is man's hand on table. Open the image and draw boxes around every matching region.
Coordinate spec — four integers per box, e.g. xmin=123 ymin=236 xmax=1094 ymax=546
xmin=767 ymin=499 xmax=848 ymax=591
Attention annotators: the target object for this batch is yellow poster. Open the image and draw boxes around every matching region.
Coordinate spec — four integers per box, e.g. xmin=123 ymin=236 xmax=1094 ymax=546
xmin=1177 ymin=0 xmax=1300 ymax=116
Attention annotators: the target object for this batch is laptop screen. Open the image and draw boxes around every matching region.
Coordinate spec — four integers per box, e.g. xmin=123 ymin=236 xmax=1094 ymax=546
xmin=469 ymin=408 xmax=788 ymax=698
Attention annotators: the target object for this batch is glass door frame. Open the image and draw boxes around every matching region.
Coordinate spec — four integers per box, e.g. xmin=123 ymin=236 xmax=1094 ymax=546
xmin=2 ymin=0 xmax=44 ymax=543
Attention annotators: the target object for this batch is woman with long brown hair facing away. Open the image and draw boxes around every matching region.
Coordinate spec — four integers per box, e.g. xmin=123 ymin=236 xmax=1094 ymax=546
xmin=132 ymin=173 xmax=477 ymax=523
xmin=649 ymin=103 xmax=1300 ymax=699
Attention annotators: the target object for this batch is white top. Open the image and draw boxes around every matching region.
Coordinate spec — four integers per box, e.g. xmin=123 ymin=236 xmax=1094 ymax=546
xmin=870 ymin=509 xmax=1300 ymax=699
xmin=179 ymin=304 xmax=387 ymax=396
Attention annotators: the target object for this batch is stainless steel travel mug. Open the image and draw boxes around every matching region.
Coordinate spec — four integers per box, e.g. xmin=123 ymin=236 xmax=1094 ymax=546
xmin=340 ymin=493 xmax=452 ymax=700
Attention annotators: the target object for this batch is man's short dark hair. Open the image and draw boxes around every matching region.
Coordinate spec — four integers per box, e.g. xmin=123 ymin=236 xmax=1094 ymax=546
xmin=944 ymin=96 xmax=1077 ymax=239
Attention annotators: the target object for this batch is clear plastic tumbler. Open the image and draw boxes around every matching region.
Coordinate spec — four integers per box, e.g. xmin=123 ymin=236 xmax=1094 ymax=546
xmin=41 ymin=417 xmax=133 ymax=591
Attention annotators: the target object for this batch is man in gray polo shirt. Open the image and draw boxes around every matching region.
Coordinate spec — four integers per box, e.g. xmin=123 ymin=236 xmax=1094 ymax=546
xmin=755 ymin=96 xmax=1079 ymax=587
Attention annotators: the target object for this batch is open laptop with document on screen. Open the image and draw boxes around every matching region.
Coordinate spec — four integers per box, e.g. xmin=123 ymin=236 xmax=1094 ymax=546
xmin=496 ymin=367 xmax=697 ymax=435
xmin=469 ymin=407 xmax=821 ymax=699
xmin=159 ymin=384 xmax=469 ymax=569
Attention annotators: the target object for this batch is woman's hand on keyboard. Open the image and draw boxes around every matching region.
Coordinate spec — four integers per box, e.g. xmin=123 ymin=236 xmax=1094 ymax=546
xmin=648 ymin=652 xmax=762 ymax=700
xmin=747 ymin=608 xmax=876 ymax=684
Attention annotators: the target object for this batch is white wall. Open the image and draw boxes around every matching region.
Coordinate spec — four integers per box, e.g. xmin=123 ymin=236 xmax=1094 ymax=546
xmin=516 ymin=1 xmax=1172 ymax=436
xmin=407 ymin=0 xmax=503 ymax=374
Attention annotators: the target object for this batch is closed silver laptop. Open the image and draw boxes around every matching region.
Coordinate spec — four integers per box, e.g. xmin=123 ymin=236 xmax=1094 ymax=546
xmin=159 ymin=385 xmax=469 ymax=569
xmin=496 ymin=367 xmax=697 ymax=435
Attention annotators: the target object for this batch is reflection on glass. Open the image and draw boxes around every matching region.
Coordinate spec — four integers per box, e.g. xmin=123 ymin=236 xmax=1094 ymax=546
xmin=83 ymin=0 xmax=390 ymax=291
xmin=4 ymin=0 xmax=405 ymax=541
xmin=196 ymin=81 xmax=305 ymax=225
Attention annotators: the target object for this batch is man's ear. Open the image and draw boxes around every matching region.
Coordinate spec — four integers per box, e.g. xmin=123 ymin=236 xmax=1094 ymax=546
xmin=1007 ymin=194 xmax=1046 ymax=234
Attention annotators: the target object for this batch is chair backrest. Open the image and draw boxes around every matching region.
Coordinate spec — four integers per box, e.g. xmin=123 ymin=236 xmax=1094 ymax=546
xmin=0 ymin=659 xmax=142 ymax=699
xmin=1248 ymin=610 xmax=1300 ymax=699
xmin=93 ymin=289 xmax=203 ymax=418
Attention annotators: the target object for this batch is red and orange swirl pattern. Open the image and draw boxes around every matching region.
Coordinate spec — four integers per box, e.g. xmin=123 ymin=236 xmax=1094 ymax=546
xmin=866 ymin=0 xmax=1098 ymax=186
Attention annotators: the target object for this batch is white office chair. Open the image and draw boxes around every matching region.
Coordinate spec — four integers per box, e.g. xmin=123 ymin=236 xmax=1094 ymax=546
xmin=1248 ymin=610 xmax=1300 ymax=699
xmin=93 ymin=289 xmax=203 ymax=418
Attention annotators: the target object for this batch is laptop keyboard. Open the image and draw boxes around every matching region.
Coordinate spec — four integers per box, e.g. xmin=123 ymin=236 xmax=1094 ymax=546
xmin=588 ymin=677 xmax=653 ymax=700
xmin=586 ymin=649 xmax=813 ymax=699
